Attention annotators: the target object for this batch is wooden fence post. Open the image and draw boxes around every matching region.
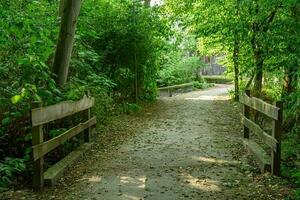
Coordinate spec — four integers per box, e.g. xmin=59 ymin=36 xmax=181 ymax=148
xmin=243 ymin=90 xmax=251 ymax=139
xmin=32 ymin=102 xmax=44 ymax=190
xmin=84 ymin=92 xmax=91 ymax=142
xmin=272 ymin=101 xmax=283 ymax=176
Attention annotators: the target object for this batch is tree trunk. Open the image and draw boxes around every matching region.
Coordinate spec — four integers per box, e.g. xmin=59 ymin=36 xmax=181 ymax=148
xmin=233 ymin=36 xmax=240 ymax=101
xmin=144 ymin=0 xmax=151 ymax=7
xmin=233 ymin=0 xmax=241 ymax=101
xmin=52 ymin=0 xmax=81 ymax=86
xmin=284 ymin=65 xmax=298 ymax=94
xmin=59 ymin=0 xmax=66 ymax=16
xmin=246 ymin=71 xmax=255 ymax=89
xmin=253 ymin=49 xmax=264 ymax=93
xmin=284 ymin=4 xmax=300 ymax=95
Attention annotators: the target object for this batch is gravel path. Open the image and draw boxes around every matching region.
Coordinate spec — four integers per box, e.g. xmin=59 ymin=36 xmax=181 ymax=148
xmin=51 ymin=84 xmax=251 ymax=200
xmin=2 ymin=84 xmax=290 ymax=200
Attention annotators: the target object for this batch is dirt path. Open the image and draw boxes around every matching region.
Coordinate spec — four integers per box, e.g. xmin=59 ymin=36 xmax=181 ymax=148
xmin=2 ymin=84 xmax=290 ymax=200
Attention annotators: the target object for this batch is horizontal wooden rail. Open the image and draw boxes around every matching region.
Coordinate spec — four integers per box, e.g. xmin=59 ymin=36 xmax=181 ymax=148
xmin=32 ymin=117 xmax=96 ymax=161
xmin=241 ymin=115 xmax=278 ymax=151
xmin=243 ymin=139 xmax=271 ymax=173
xmin=158 ymin=82 xmax=193 ymax=90
xmin=240 ymin=90 xmax=282 ymax=176
xmin=240 ymin=93 xmax=279 ymax=120
xmin=32 ymin=96 xmax=95 ymax=126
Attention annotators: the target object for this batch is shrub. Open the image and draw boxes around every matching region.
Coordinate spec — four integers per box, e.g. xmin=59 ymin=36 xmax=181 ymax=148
xmin=0 ymin=158 xmax=25 ymax=192
xmin=159 ymin=56 xmax=204 ymax=86
xmin=193 ymin=81 xmax=214 ymax=89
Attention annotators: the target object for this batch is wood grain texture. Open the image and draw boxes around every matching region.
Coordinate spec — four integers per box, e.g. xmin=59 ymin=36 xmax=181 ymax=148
xmin=32 ymin=124 xmax=44 ymax=190
xmin=31 ymin=102 xmax=44 ymax=190
xmin=32 ymin=117 xmax=96 ymax=161
xmin=243 ymin=139 xmax=271 ymax=173
xmin=241 ymin=115 xmax=278 ymax=151
xmin=243 ymin=90 xmax=251 ymax=139
xmin=31 ymin=96 xmax=94 ymax=126
xmin=240 ymin=93 xmax=279 ymax=120
xmin=44 ymin=143 xmax=93 ymax=186
xmin=272 ymin=101 xmax=283 ymax=176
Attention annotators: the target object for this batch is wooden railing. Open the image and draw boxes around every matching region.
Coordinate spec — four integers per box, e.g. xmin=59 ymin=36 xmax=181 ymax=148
xmin=31 ymin=95 xmax=96 ymax=190
xmin=158 ymin=82 xmax=193 ymax=97
xmin=240 ymin=90 xmax=283 ymax=176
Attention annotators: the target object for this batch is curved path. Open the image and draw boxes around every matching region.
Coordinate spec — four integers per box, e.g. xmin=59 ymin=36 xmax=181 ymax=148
xmin=2 ymin=84 xmax=289 ymax=200
xmin=55 ymin=84 xmax=252 ymax=199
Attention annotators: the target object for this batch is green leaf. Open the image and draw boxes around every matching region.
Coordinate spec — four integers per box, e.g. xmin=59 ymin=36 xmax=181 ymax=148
xmin=1 ymin=117 xmax=11 ymax=126
xmin=34 ymin=94 xmax=42 ymax=102
xmin=11 ymin=95 xmax=22 ymax=104
xmin=10 ymin=112 xmax=22 ymax=118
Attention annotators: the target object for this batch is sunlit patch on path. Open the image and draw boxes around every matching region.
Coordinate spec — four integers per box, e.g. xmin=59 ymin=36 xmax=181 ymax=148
xmin=49 ymin=84 xmax=255 ymax=200
xmin=32 ymin=84 xmax=275 ymax=200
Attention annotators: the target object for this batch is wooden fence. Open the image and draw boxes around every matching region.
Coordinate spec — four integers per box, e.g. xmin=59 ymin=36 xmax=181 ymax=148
xmin=158 ymin=82 xmax=193 ymax=97
xmin=31 ymin=95 xmax=96 ymax=190
xmin=240 ymin=90 xmax=283 ymax=176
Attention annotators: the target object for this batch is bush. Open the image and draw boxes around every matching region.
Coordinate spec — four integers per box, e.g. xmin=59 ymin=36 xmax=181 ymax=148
xmin=159 ymin=56 xmax=204 ymax=87
xmin=0 ymin=0 xmax=165 ymax=191
xmin=0 ymin=158 xmax=25 ymax=192
xmin=193 ymin=81 xmax=214 ymax=89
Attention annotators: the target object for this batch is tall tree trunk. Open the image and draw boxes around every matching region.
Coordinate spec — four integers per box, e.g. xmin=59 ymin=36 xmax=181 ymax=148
xmin=253 ymin=49 xmax=264 ymax=93
xmin=59 ymin=0 xmax=66 ymax=16
xmin=233 ymin=0 xmax=241 ymax=101
xmin=144 ymin=0 xmax=151 ymax=7
xmin=52 ymin=0 xmax=81 ymax=86
xmin=251 ymin=1 xmax=280 ymax=94
xmin=284 ymin=4 xmax=300 ymax=95
xmin=233 ymin=36 xmax=240 ymax=101
xmin=284 ymin=66 xmax=298 ymax=95
xmin=251 ymin=2 xmax=263 ymax=94
xmin=133 ymin=2 xmax=138 ymax=103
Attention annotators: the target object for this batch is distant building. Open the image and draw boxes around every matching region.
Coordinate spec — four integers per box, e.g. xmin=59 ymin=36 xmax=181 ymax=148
xmin=201 ymin=56 xmax=226 ymax=76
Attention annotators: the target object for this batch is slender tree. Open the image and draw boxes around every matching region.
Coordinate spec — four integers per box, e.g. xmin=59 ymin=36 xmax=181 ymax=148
xmin=52 ymin=0 xmax=81 ymax=86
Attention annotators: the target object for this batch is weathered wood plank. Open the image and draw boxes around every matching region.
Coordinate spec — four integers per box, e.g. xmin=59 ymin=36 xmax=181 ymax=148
xmin=33 ymin=117 xmax=96 ymax=161
xmin=32 ymin=102 xmax=44 ymax=191
xmin=240 ymin=93 xmax=280 ymax=120
xmin=272 ymin=101 xmax=283 ymax=176
xmin=243 ymin=90 xmax=251 ymax=139
xmin=44 ymin=143 xmax=93 ymax=186
xmin=84 ymin=107 xmax=91 ymax=142
xmin=243 ymin=139 xmax=271 ymax=173
xmin=32 ymin=124 xmax=44 ymax=190
xmin=31 ymin=96 xmax=95 ymax=126
xmin=158 ymin=82 xmax=193 ymax=90
xmin=241 ymin=115 xmax=278 ymax=151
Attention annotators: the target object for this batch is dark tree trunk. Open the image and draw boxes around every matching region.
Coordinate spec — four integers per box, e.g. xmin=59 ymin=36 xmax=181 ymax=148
xmin=233 ymin=36 xmax=240 ymax=101
xmin=284 ymin=67 xmax=297 ymax=95
xmin=250 ymin=1 xmax=280 ymax=94
xmin=52 ymin=0 xmax=81 ymax=86
xmin=253 ymin=49 xmax=264 ymax=93
xmin=144 ymin=0 xmax=151 ymax=7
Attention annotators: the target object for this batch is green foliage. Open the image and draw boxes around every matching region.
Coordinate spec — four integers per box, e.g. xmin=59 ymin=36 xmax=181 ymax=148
xmin=193 ymin=81 xmax=214 ymax=90
xmin=49 ymin=128 xmax=68 ymax=139
xmin=117 ymin=103 xmax=142 ymax=115
xmin=0 ymin=0 xmax=168 ymax=190
xmin=76 ymin=0 xmax=166 ymax=101
xmin=159 ymin=56 xmax=204 ymax=86
xmin=0 ymin=0 xmax=297 ymax=193
xmin=165 ymin=0 xmax=300 ymax=195
xmin=281 ymin=126 xmax=300 ymax=198
xmin=0 ymin=158 xmax=25 ymax=191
